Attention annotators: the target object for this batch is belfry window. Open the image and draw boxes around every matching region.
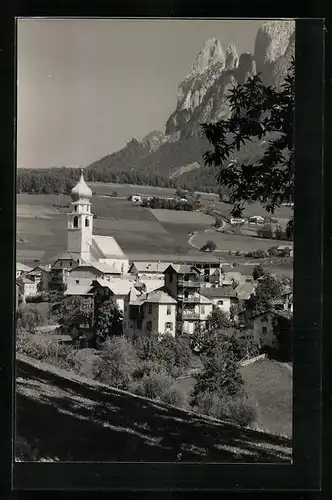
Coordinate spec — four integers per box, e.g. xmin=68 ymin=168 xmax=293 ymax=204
xmin=85 ymin=217 xmax=89 ymax=227
xmin=73 ymin=216 xmax=78 ymax=228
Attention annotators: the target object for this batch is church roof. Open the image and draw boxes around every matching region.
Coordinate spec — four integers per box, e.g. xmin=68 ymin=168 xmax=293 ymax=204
xmin=70 ymin=169 xmax=92 ymax=201
xmin=91 ymin=235 xmax=127 ymax=259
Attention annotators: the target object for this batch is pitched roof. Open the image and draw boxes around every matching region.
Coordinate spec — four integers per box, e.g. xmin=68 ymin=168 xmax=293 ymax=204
xmin=28 ymin=265 xmax=50 ymax=274
xmin=52 ymin=252 xmax=79 ymax=265
xmin=69 ymin=261 xmax=121 ymax=275
xmin=92 ymin=262 xmax=121 ymax=274
xmin=91 ymin=235 xmax=127 ymax=259
xmin=91 ymin=278 xmax=134 ymax=296
xmin=16 ymin=262 xmax=33 ymax=273
xmin=127 ymin=253 xmax=220 ymax=265
xmin=201 ymin=286 xmax=237 ymax=299
xmin=132 ymin=287 xmax=177 ymax=305
xmin=164 ymin=264 xmax=200 ymax=275
xmin=137 ymin=278 xmax=165 ymax=293
xmin=17 ymin=276 xmax=35 ymax=285
xmin=130 ymin=261 xmax=172 ymax=273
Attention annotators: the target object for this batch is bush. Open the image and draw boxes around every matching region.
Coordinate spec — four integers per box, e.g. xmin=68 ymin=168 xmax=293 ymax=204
xmin=252 ymin=249 xmax=267 ymax=259
xmin=95 ymin=336 xmax=138 ymax=390
xmin=133 ymin=372 xmax=172 ymax=399
xmin=268 ymin=246 xmax=278 ymax=257
xmin=194 ymin=392 xmax=258 ymax=427
xmin=134 ymin=334 xmax=192 ymax=377
xmin=25 ymin=295 xmax=43 ymax=304
xmin=16 ymin=306 xmax=45 ymax=332
xmin=161 ymin=385 xmax=187 ymax=407
xmin=200 ymin=240 xmax=217 ymax=252
xmin=16 ymin=330 xmax=71 ymax=361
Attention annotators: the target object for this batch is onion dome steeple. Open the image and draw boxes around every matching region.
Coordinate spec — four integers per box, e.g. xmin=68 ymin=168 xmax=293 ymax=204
xmin=70 ymin=168 xmax=92 ymax=202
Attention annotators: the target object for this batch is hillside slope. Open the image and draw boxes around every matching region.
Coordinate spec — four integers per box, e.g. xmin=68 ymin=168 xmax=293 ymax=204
xmin=16 ymin=355 xmax=292 ymax=462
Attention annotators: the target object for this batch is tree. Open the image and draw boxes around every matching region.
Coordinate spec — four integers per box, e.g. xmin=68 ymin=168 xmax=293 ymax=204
xmin=249 ymin=274 xmax=284 ymax=313
xmin=134 ymin=333 xmax=192 ymax=377
xmin=191 ymin=343 xmax=245 ymax=406
xmin=95 ymin=298 xmax=123 ymax=343
xmin=252 ymin=264 xmax=265 ymax=280
xmin=200 ymin=240 xmax=217 ymax=252
xmin=207 ymin=307 xmax=232 ymax=331
xmin=95 ymin=336 xmax=138 ymax=390
xmin=52 ymin=296 xmax=94 ymax=336
xmin=286 ymin=218 xmax=293 ymax=240
xmin=202 ymin=59 xmax=294 ymax=218
xmin=228 ymin=333 xmax=260 ymax=361
xmin=268 ymin=246 xmax=278 ymax=256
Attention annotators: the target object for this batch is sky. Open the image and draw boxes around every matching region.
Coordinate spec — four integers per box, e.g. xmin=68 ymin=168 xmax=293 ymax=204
xmin=17 ymin=18 xmax=262 ymax=169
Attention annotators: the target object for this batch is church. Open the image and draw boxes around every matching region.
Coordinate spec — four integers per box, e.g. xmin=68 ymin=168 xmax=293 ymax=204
xmin=66 ymin=169 xmax=129 ymax=274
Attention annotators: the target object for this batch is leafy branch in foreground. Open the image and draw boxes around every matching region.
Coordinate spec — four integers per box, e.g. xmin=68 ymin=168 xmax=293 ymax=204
xmin=202 ymin=58 xmax=295 ymax=217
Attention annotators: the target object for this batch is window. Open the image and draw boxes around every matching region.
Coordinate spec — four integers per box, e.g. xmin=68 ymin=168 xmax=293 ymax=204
xmin=147 ymin=321 xmax=152 ymax=331
xmin=167 ymin=305 xmax=171 ymax=315
xmin=184 ymin=290 xmax=189 ymax=298
xmin=60 ymin=262 xmax=63 ymax=267
xmin=69 ymin=262 xmax=72 ymax=266
xmin=85 ymin=217 xmax=89 ymax=227
xmin=200 ymin=305 xmax=205 ymax=314
xmin=184 ymin=275 xmax=189 ymax=281
xmin=218 ymin=300 xmax=224 ymax=306
xmin=288 ymin=303 xmax=292 ymax=310
xmin=262 ymin=326 xmax=267 ymax=334
xmin=73 ymin=216 xmax=78 ymax=228
xmin=74 ymin=206 xmax=77 ymax=212
xmin=165 ymin=322 xmax=173 ymax=330
xmin=148 ymin=304 xmax=152 ymax=314
xmin=76 ymin=279 xmax=80 ymax=284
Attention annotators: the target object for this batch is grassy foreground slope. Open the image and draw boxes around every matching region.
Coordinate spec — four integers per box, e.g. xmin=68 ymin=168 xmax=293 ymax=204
xmin=16 ymin=355 xmax=292 ymax=463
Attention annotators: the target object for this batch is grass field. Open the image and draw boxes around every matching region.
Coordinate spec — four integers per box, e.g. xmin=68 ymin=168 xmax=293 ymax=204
xmin=191 ymin=230 xmax=294 ymax=253
xmin=16 ymin=193 xmax=215 ymax=264
xmin=174 ymin=359 xmax=292 ymax=439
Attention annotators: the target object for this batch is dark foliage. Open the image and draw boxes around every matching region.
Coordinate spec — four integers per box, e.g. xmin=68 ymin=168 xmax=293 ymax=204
xmin=202 ymin=59 xmax=295 ymax=217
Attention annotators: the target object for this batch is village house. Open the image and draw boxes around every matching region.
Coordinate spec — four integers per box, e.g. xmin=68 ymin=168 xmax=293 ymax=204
xmin=68 ymin=261 xmax=121 ymax=281
xmin=16 ymin=276 xmax=38 ymax=302
xmin=163 ymin=264 xmax=213 ymax=336
xmin=50 ymin=252 xmax=79 ymax=290
xmin=123 ymin=287 xmax=177 ymax=339
xmin=26 ymin=265 xmax=50 ymax=292
xmin=16 ymin=262 xmax=32 ymax=279
xmin=243 ymin=309 xmax=293 ymax=350
xmin=89 ymin=278 xmax=136 ymax=313
xmin=128 ymin=261 xmax=172 ymax=280
xmin=200 ymin=285 xmax=237 ymax=315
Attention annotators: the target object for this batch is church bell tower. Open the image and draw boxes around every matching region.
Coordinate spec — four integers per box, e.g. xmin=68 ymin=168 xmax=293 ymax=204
xmin=67 ymin=169 xmax=94 ymax=263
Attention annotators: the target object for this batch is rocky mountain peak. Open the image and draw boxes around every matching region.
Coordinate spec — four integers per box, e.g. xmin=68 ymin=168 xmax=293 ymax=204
xmin=225 ymin=43 xmax=239 ymax=69
xmin=254 ymin=20 xmax=295 ymax=75
xmin=186 ymin=37 xmax=225 ymax=78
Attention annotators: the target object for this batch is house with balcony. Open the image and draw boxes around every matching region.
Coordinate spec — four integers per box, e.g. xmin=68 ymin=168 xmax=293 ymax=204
xmin=123 ymin=287 xmax=177 ymax=340
xmin=50 ymin=252 xmax=80 ymax=290
xmin=163 ymin=264 xmax=213 ymax=336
